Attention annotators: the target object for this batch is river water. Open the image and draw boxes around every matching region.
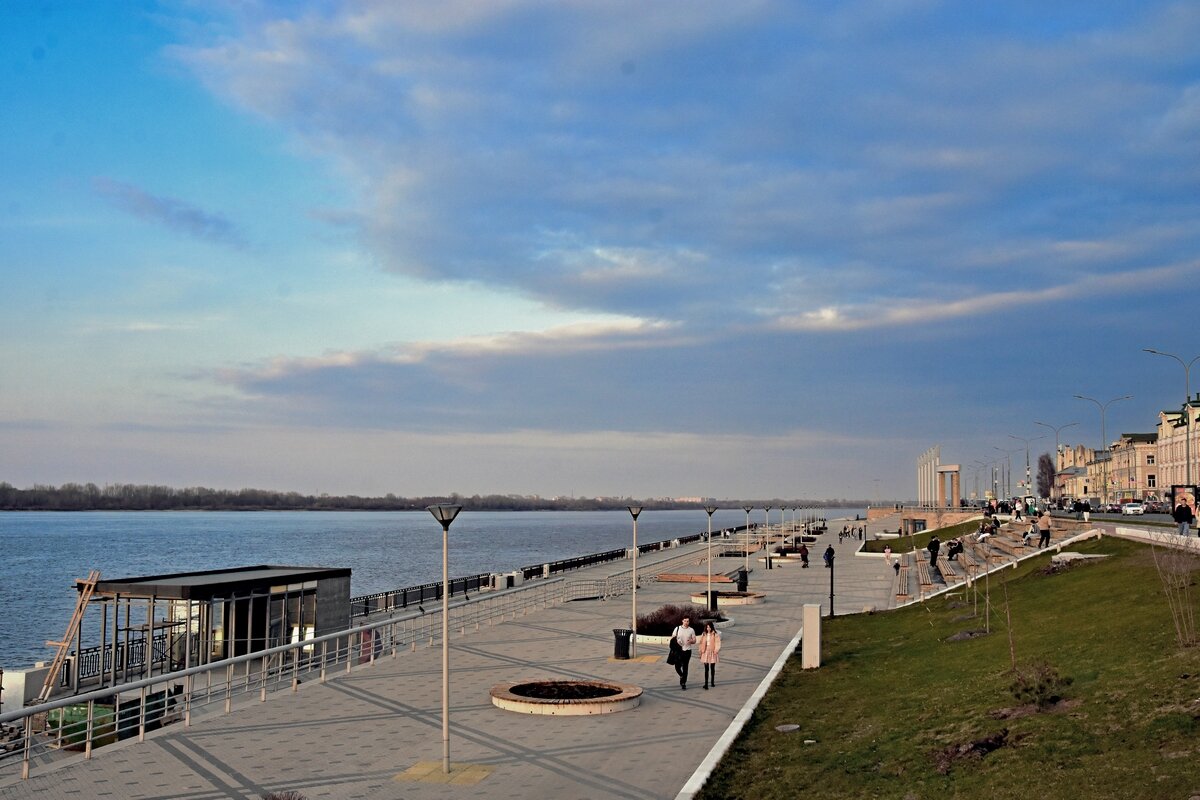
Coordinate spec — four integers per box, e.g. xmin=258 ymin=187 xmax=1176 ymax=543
xmin=0 ymin=508 xmax=862 ymax=669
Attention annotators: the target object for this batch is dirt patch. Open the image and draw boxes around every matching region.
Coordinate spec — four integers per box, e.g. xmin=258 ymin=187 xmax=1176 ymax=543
xmin=1037 ymin=560 xmax=1077 ymax=577
xmin=933 ymin=729 xmax=1009 ymax=774
xmin=990 ymin=698 xmax=1081 ymax=719
xmin=945 ymin=629 xmax=989 ymax=642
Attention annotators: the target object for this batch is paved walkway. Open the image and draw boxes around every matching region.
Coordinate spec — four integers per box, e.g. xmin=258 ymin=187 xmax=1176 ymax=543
xmin=0 ymin=515 xmax=897 ymax=800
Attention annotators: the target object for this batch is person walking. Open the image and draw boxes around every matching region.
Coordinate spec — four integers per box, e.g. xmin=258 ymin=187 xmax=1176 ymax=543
xmin=1037 ymin=509 xmax=1052 ymax=548
xmin=671 ymin=617 xmax=697 ymax=690
xmin=883 ymin=545 xmax=893 ymax=567
xmin=1172 ymin=499 xmax=1195 ymax=537
xmin=799 ymin=543 xmax=809 ymax=568
xmin=1082 ymin=499 xmax=1091 ymax=523
xmin=698 ymin=621 xmax=721 ymax=689
xmin=823 ymin=544 xmax=834 ymax=568
xmin=927 ymin=535 xmax=941 ymax=567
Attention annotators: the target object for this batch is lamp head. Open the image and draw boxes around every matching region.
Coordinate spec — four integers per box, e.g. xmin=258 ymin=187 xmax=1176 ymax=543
xmin=704 ymin=505 xmax=718 ymax=515
xmin=427 ymin=504 xmax=462 ymax=526
xmin=742 ymin=505 xmax=753 ymax=513
xmin=627 ymin=505 xmax=642 ymax=519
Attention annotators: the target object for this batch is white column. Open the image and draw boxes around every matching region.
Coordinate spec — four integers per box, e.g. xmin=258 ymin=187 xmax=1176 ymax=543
xmin=802 ymin=604 xmax=822 ymax=669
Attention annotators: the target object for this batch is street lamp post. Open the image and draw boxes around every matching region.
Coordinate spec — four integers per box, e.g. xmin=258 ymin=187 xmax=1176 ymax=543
xmin=426 ymin=503 xmax=462 ymax=775
xmin=1075 ymin=394 xmax=1133 ymax=505
xmin=1034 ymin=420 xmax=1079 ymax=501
xmin=764 ymin=506 xmax=773 ymax=569
xmin=628 ymin=505 xmax=642 ymax=658
xmin=1008 ymin=433 xmax=1046 ymax=500
xmin=741 ymin=505 xmax=753 ymax=574
xmin=827 ymin=549 xmax=835 ymax=618
xmin=1143 ymin=349 xmax=1200 ymax=488
xmin=704 ymin=505 xmax=718 ymax=610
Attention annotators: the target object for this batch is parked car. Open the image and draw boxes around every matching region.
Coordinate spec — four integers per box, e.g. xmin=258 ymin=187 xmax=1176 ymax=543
xmin=1104 ymin=502 xmax=1122 ymax=514
xmin=1143 ymin=500 xmax=1166 ymax=514
xmin=1121 ymin=502 xmax=1145 ymax=515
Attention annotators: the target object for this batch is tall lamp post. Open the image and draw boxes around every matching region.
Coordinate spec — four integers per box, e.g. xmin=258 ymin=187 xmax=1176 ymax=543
xmin=1075 ymin=394 xmax=1133 ymax=505
xmin=1034 ymin=420 xmax=1079 ymax=501
xmin=1143 ymin=348 xmax=1200 ymax=488
xmin=827 ymin=548 xmax=835 ymax=618
xmin=763 ymin=506 xmax=773 ymax=569
xmin=427 ymin=503 xmax=462 ymax=775
xmin=704 ymin=504 xmax=718 ymax=610
xmin=1008 ymin=433 xmax=1046 ymax=500
xmin=741 ymin=505 xmax=753 ymax=574
xmin=628 ymin=505 xmax=642 ymax=658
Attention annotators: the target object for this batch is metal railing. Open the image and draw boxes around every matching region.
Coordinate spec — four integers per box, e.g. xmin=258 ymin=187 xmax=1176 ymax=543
xmin=0 ymin=578 xmax=568 ymax=783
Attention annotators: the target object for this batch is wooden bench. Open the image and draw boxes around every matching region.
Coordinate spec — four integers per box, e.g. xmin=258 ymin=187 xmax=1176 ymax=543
xmin=914 ymin=553 xmax=934 ymax=588
xmin=936 ymin=556 xmax=964 ymax=585
xmin=895 ymin=563 xmax=910 ymax=600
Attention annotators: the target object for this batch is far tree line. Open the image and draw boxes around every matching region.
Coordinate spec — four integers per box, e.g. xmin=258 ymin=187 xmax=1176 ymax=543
xmin=0 ymin=482 xmax=880 ymax=512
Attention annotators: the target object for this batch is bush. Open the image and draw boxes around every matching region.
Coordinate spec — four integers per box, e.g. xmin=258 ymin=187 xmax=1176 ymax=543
xmin=1009 ymin=661 xmax=1073 ymax=708
xmin=636 ymin=603 xmax=724 ymax=636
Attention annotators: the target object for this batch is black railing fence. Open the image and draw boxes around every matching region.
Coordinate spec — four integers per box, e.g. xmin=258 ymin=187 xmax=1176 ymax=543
xmin=347 ymin=526 xmax=743 ymax=619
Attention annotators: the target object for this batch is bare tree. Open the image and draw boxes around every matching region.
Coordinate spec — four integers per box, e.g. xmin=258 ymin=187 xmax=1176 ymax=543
xmin=1036 ymin=453 xmax=1055 ymax=498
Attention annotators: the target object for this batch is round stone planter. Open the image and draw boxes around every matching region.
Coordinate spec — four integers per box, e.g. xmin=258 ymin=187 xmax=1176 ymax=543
xmin=690 ymin=590 xmax=765 ymax=606
xmin=490 ymin=680 xmax=643 ymax=715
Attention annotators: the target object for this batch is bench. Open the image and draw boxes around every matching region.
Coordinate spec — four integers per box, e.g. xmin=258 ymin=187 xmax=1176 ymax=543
xmin=914 ymin=553 xmax=934 ymax=588
xmin=895 ymin=563 xmax=910 ymax=600
xmin=936 ymin=556 xmax=964 ymax=585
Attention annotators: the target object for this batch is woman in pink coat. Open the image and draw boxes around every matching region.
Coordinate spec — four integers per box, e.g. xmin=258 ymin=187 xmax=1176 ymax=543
xmin=699 ymin=621 xmax=721 ymax=689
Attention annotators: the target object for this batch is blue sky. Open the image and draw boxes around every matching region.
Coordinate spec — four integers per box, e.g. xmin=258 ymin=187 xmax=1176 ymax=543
xmin=2 ymin=1 xmax=1199 ymax=500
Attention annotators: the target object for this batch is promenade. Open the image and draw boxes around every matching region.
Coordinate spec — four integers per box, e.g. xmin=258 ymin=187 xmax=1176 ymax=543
xmin=0 ymin=515 xmax=897 ymax=800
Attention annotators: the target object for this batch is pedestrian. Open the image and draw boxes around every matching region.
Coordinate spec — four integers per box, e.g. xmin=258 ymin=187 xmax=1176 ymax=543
xmin=1072 ymin=499 xmax=1082 ymax=521
xmin=823 ymin=544 xmax=834 ymax=568
xmin=1023 ymin=522 xmax=1036 ymax=546
xmin=892 ymin=560 xmax=901 ymax=577
xmin=883 ymin=545 xmax=893 ymax=566
xmin=1172 ymin=500 xmax=1195 ymax=537
xmin=1082 ymin=499 xmax=1091 ymax=523
xmin=671 ymin=617 xmax=697 ymax=690
xmin=1014 ymin=504 xmax=1023 ymax=521
xmin=698 ymin=621 xmax=721 ymax=689
xmin=927 ymin=535 xmax=941 ymax=567
xmin=1037 ymin=509 xmax=1052 ymax=548
xmin=799 ymin=543 xmax=809 ymax=568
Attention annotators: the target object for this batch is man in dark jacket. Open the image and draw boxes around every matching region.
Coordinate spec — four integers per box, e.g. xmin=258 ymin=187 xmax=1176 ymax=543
xmin=927 ymin=535 xmax=941 ymax=567
xmin=1173 ymin=500 xmax=1195 ymax=537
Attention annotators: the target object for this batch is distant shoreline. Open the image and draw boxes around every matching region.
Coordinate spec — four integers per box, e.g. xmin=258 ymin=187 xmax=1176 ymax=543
xmin=0 ymin=482 xmax=884 ymax=513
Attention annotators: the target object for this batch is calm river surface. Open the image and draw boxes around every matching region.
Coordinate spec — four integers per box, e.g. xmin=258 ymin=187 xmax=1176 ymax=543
xmin=0 ymin=508 xmax=863 ymax=669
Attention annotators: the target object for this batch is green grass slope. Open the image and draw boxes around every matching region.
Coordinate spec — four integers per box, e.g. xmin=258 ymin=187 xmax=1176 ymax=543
xmin=700 ymin=536 xmax=1200 ymax=800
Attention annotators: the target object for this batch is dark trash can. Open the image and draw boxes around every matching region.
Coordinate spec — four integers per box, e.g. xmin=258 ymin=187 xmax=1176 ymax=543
xmin=707 ymin=590 xmax=720 ymax=612
xmin=613 ymin=628 xmax=634 ymax=660
xmin=736 ymin=569 xmax=748 ymax=592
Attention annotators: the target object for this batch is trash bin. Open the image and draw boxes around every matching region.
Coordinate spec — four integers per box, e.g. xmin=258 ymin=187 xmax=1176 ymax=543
xmin=707 ymin=590 xmax=720 ymax=612
xmin=613 ymin=628 xmax=634 ymax=659
xmin=736 ymin=569 xmax=748 ymax=592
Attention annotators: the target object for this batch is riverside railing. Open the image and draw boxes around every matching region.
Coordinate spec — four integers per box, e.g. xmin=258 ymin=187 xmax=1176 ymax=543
xmin=349 ymin=528 xmax=729 ymax=619
xmin=0 ymin=578 xmax=568 ymax=782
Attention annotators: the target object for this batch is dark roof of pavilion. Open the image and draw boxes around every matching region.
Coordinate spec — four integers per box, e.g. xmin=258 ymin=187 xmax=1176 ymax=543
xmin=78 ymin=565 xmax=351 ymax=600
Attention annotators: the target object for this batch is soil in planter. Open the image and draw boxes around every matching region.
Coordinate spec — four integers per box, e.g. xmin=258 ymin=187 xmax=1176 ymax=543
xmin=510 ymin=681 xmax=622 ymax=700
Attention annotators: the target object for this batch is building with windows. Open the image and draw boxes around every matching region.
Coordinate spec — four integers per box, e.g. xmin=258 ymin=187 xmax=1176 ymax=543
xmin=1155 ymin=398 xmax=1200 ymax=489
xmin=1055 ymin=444 xmax=1094 ymax=500
xmin=1109 ymin=433 xmax=1158 ymax=500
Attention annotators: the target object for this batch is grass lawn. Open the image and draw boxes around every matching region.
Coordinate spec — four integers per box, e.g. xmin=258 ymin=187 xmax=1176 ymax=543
xmin=699 ymin=536 xmax=1200 ymax=800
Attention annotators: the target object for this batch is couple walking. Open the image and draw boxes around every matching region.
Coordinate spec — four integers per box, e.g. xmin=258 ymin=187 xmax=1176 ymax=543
xmin=669 ymin=617 xmax=722 ymax=690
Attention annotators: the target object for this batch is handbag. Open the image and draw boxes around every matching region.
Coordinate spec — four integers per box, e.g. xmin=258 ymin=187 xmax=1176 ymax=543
xmin=666 ymin=627 xmax=682 ymax=665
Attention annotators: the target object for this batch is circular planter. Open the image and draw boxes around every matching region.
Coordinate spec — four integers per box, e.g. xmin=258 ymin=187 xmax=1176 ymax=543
xmin=690 ymin=590 xmax=765 ymax=606
xmin=490 ymin=680 xmax=642 ymax=715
